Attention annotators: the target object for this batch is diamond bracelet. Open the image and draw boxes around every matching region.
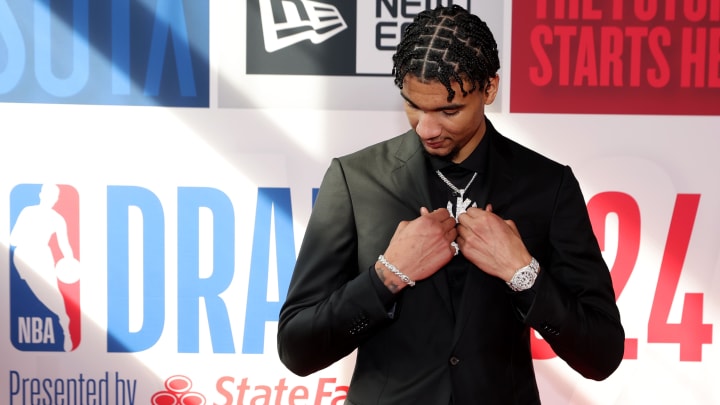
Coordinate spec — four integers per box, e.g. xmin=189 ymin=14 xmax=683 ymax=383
xmin=377 ymin=255 xmax=416 ymax=287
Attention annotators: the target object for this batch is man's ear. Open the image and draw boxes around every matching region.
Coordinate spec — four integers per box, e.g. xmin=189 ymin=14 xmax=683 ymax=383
xmin=484 ymin=75 xmax=499 ymax=105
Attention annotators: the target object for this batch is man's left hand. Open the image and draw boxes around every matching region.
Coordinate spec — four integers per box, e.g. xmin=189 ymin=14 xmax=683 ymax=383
xmin=456 ymin=205 xmax=533 ymax=282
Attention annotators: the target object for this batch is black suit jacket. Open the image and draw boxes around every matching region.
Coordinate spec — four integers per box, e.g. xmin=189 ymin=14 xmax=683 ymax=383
xmin=278 ymin=120 xmax=624 ymax=404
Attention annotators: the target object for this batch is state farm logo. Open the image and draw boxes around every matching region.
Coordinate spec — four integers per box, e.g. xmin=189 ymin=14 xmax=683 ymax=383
xmin=9 ymin=184 xmax=82 ymax=352
xmin=258 ymin=0 xmax=347 ymax=52
xmin=152 ymin=375 xmax=206 ymax=405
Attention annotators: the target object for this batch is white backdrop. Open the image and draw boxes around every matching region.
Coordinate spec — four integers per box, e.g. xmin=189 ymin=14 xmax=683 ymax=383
xmin=1 ymin=1 xmax=719 ymax=404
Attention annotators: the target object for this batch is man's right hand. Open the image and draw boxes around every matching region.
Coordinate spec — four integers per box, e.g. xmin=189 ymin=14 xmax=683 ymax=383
xmin=375 ymin=207 xmax=458 ymax=292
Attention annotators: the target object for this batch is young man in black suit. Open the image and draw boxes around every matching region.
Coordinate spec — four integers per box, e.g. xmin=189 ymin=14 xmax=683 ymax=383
xmin=278 ymin=5 xmax=624 ymax=404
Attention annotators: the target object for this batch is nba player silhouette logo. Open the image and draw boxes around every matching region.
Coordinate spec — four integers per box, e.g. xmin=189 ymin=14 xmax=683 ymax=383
xmin=10 ymin=184 xmax=81 ymax=351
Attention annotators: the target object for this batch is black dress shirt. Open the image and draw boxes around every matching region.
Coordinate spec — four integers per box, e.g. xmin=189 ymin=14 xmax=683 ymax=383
xmin=425 ymin=135 xmax=490 ymax=315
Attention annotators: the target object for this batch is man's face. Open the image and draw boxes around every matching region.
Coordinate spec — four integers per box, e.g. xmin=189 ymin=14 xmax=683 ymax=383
xmin=401 ymin=75 xmax=498 ymax=163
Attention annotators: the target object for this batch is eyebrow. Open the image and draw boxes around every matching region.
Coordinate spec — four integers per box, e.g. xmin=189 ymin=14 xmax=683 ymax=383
xmin=400 ymin=92 xmax=465 ymax=112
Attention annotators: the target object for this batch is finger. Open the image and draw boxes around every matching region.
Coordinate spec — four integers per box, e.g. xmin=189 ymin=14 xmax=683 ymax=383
xmin=457 ymin=209 xmax=478 ymax=225
xmin=485 ymin=203 xmax=493 ymax=212
xmin=441 ymin=217 xmax=458 ymax=234
xmin=505 ymin=219 xmax=521 ymax=237
xmin=455 ymin=234 xmax=466 ymax=249
xmin=460 ymin=205 xmax=487 ymax=219
xmin=456 ymin=224 xmax=474 ymax=241
xmin=436 ymin=207 xmax=453 ymax=217
xmin=460 ymin=207 xmax=475 ymax=217
xmin=428 ymin=207 xmax=453 ymax=221
xmin=420 ymin=206 xmax=430 ymax=215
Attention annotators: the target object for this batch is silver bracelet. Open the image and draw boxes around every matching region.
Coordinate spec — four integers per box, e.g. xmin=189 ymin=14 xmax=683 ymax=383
xmin=378 ymin=255 xmax=416 ymax=287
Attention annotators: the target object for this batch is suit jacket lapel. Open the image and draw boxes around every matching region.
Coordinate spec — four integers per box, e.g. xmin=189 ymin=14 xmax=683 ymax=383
xmin=481 ymin=124 xmax=514 ymax=213
xmin=390 ymin=131 xmax=455 ymax=315
xmin=390 ymin=131 xmax=432 ymax=210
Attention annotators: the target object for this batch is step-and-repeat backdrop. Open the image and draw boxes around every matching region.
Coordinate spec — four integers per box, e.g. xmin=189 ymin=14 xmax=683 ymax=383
xmin=1 ymin=1 xmax=719 ymax=404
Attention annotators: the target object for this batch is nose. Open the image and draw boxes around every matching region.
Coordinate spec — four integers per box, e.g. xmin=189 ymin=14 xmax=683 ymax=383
xmin=415 ymin=112 xmax=442 ymax=139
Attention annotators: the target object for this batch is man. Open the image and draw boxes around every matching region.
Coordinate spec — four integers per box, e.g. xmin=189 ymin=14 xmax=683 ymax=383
xmin=277 ymin=5 xmax=624 ymax=404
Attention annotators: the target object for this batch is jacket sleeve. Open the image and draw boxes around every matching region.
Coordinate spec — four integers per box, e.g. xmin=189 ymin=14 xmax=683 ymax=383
xmin=521 ymin=166 xmax=625 ymax=381
xmin=276 ymin=158 xmax=396 ymax=376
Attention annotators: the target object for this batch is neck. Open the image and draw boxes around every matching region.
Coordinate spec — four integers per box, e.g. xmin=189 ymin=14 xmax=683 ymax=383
xmin=451 ymin=121 xmax=487 ymax=163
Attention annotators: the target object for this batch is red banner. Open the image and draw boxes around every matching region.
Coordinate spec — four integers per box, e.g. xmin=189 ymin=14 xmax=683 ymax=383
xmin=511 ymin=0 xmax=720 ymax=115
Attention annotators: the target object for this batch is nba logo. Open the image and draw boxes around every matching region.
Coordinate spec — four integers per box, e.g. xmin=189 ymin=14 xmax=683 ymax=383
xmin=9 ymin=184 xmax=81 ymax=352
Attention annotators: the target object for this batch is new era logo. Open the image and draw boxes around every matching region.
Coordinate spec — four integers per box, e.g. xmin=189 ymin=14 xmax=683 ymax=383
xmin=259 ymin=0 xmax=347 ymax=52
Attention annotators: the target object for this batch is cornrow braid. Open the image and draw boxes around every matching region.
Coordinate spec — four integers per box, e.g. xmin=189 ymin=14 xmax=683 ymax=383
xmin=392 ymin=5 xmax=500 ymax=102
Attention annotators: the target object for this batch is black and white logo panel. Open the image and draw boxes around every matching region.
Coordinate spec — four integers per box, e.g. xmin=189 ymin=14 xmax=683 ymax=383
xmin=222 ymin=0 xmax=503 ymax=109
xmin=259 ymin=0 xmax=348 ymax=53
xmin=247 ymin=0 xmax=356 ymax=75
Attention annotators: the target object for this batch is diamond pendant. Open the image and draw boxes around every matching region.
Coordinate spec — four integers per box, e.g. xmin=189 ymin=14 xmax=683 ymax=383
xmin=436 ymin=169 xmax=479 ymax=222
xmin=448 ymin=190 xmax=476 ymax=221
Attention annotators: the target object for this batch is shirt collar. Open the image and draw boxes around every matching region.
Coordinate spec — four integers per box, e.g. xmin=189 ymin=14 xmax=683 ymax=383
xmin=426 ymin=122 xmax=491 ymax=174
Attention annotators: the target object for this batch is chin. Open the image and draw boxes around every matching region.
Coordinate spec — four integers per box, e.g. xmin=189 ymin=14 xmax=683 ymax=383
xmin=424 ymin=145 xmax=447 ymax=155
xmin=425 ymin=147 xmax=457 ymax=161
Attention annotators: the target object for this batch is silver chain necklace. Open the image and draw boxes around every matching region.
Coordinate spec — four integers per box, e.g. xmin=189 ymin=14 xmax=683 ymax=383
xmin=436 ymin=170 xmax=478 ymax=222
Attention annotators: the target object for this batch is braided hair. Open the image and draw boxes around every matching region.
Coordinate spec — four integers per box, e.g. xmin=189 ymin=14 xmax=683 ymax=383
xmin=392 ymin=5 xmax=500 ymax=102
